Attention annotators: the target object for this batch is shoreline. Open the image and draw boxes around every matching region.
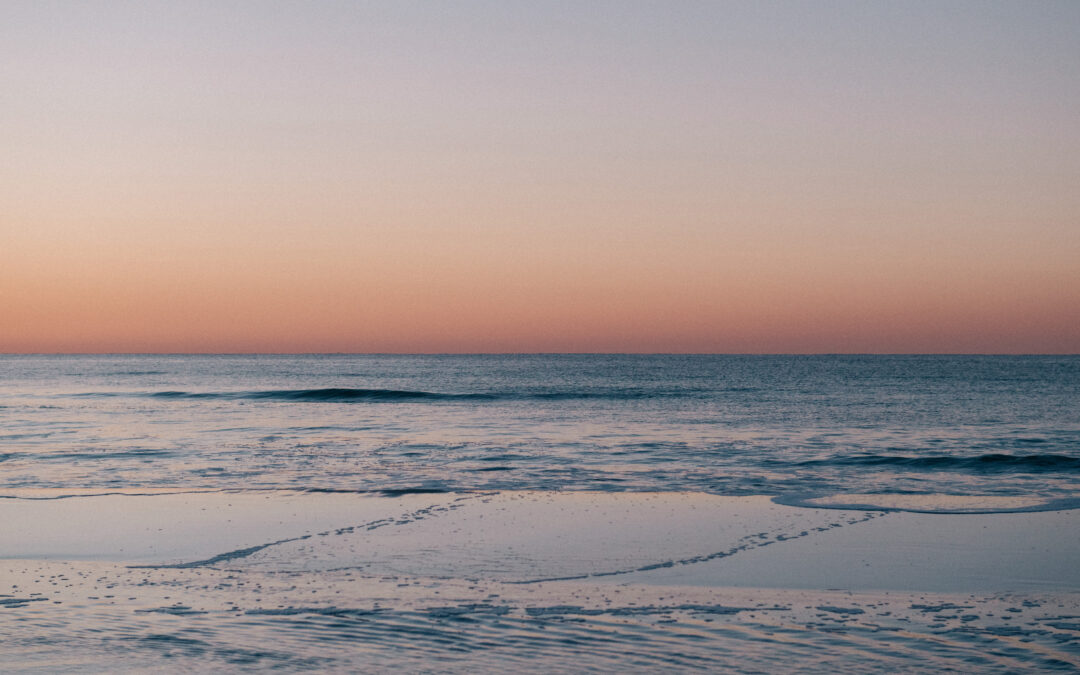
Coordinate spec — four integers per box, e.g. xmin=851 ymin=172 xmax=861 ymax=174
xmin=3 ymin=489 xmax=1077 ymax=590
xmin=3 ymin=489 xmax=1079 ymax=671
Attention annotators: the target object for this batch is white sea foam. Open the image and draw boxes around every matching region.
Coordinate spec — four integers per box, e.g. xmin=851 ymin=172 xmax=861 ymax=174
xmin=775 ymin=492 xmax=1080 ymax=514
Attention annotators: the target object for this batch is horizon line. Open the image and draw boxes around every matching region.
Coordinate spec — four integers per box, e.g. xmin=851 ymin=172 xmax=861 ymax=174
xmin=2 ymin=352 xmax=1078 ymax=357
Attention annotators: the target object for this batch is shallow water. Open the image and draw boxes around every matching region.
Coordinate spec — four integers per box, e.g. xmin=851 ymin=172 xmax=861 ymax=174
xmin=6 ymin=561 xmax=1079 ymax=673
xmin=2 ymin=355 xmax=1078 ymax=500
xmin=3 ymin=490 xmax=1079 ymax=673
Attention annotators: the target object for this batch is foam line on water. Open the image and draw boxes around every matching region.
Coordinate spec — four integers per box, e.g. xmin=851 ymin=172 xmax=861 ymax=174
xmin=130 ymin=493 xmax=488 ymax=570
xmin=773 ymin=493 xmax=1080 ymax=514
xmin=506 ymin=510 xmax=882 ymax=584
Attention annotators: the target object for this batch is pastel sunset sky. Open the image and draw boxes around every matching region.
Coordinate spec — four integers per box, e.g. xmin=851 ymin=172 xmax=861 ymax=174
xmin=3 ymin=1 xmax=1078 ymax=353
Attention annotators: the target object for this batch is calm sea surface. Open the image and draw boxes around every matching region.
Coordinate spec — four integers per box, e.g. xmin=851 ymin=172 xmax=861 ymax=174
xmin=2 ymin=354 xmax=1078 ymax=500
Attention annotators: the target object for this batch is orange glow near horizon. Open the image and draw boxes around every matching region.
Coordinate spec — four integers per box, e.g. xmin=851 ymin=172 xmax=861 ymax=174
xmin=3 ymin=2 xmax=1079 ymax=353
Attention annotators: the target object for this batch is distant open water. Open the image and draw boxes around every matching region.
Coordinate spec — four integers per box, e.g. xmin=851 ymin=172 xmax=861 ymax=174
xmin=2 ymin=354 xmax=1078 ymax=500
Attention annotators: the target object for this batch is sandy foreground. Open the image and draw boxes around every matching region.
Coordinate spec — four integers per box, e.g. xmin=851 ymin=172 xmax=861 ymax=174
xmin=2 ymin=490 xmax=1079 ymax=672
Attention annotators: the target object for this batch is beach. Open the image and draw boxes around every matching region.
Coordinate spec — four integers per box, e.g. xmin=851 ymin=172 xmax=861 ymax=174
xmin=3 ymin=489 xmax=1078 ymax=672
xmin=2 ymin=354 xmax=1078 ymax=671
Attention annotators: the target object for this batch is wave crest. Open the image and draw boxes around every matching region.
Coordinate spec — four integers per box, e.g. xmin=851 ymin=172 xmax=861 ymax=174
xmin=801 ymin=453 xmax=1080 ymax=473
xmin=136 ymin=388 xmax=683 ymax=402
xmin=148 ymin=388 xmax=494 ymax=402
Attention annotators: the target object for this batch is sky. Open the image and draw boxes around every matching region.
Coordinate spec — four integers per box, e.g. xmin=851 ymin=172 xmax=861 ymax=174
xmin=2 ymin=1 xmax=1078 ymax=353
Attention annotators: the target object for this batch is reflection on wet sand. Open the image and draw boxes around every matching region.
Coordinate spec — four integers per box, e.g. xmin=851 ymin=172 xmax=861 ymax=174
xmin=2 ymin=490 xmax=1078 ymax=672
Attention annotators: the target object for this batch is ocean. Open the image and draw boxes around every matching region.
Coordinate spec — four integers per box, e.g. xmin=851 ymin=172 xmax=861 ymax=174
xmin=3 ymin=354 xmax=1079 ymax=500
xmin=3 ymin=354 xmax=1079 ymax=672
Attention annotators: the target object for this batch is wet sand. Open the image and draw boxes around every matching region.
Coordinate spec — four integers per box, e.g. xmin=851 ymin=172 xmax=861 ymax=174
xmin=2 ymin=490 xmax=1079 ymax=672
